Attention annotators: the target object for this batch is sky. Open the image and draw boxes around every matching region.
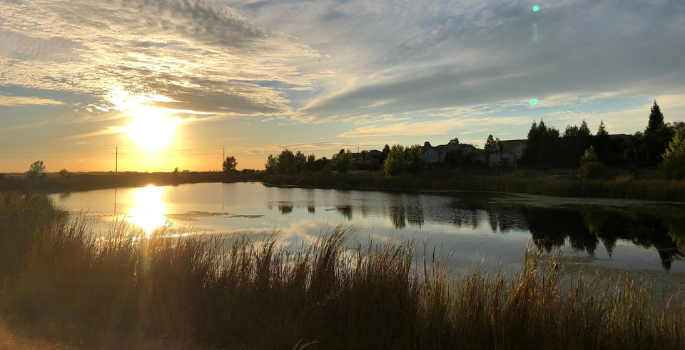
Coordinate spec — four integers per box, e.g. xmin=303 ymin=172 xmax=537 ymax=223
xmin=0 ymin=0 xmax=684 ymax=172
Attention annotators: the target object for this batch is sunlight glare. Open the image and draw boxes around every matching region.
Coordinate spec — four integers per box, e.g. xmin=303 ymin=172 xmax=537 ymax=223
xmin=127 ymin=185 xmax=170 ymax=235
xmin=125 ymin=106 xmax=180 ymax=150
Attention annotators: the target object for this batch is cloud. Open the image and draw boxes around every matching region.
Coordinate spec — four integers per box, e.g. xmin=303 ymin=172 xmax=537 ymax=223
xmin=246 ymin=149 xmax=264 ymax=155
xmin=0 ymin=0 xmax=318 ymax=117
xmin=0 ymin=95 xmax=65 ymax=106
xmin=232 ymin=0 xmax=685 ymax=123
xmin=338 ymin=116 xmax=531 ymax=138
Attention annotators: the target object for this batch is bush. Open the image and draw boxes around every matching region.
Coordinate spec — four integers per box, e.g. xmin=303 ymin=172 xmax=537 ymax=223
xmin=26 ymin=160 xmax=46 ymax=179
xmin=59 ymin=168 xmax=71 ymax=178
xmin=660 ymin=128 xmax=685 ymax=180
xmin=578 ymin=147 xmax=609 ymax=180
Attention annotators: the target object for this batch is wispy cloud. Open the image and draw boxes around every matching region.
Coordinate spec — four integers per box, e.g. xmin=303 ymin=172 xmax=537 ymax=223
xmin=0 ymin=95 xmax=64 ymax=106
xmin=338 ymin=116 xmax=531 ymax=138
xmin=0 ymin=0 xmax=318 ymax=117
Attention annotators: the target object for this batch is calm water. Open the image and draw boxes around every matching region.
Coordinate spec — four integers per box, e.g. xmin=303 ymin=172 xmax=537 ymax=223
xmin=51 ymin=182 xmax=685 ymax=277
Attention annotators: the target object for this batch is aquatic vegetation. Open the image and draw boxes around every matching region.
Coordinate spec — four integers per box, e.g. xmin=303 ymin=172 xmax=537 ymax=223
xmin=0 ymin=192 xmax=683 ymax=349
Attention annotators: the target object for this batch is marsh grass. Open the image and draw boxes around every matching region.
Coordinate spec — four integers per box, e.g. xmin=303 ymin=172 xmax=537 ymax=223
xmin=1 ymin=192 xmax=683 ymax=349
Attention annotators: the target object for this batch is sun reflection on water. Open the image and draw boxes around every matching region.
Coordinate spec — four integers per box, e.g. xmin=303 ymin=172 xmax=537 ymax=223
xmin=124 ymin=185 xmax=171 ymax=235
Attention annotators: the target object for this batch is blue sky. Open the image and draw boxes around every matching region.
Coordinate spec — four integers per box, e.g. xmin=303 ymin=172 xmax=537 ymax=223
xmin=0 ymin=0 xmax=684 ymax=171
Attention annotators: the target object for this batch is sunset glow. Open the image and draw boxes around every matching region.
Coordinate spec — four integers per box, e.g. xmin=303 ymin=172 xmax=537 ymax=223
xmin=0 ymin=0 xmax=683 ymax=172
xmin=124 ymin=107 xmax=181 ymax=151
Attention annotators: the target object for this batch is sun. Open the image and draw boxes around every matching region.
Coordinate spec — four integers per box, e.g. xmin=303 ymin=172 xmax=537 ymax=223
xmin=124 ymin=106 xmax=180 ymax=150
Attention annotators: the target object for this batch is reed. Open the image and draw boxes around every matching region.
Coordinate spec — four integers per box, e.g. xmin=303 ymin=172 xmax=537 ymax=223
xmin=0 ymin=192 xmax=683 ymax=349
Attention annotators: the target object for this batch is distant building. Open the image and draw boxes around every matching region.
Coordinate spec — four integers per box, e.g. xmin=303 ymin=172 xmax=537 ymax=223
xmin=487 ymin=139 xmax=527 ymax=168
xmin=421 ymin=142 xmax=486 ymax=167
xmin=352 ymin=149 xmax=383 ymax=166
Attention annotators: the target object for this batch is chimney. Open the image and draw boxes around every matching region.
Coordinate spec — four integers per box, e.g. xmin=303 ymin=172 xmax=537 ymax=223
xmin=424 ymin=141 xmax=431 ymax=148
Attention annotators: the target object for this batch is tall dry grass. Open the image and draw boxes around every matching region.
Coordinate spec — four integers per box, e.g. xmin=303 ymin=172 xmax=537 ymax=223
xmin=0 ymin=192 xmax=683 ymax=349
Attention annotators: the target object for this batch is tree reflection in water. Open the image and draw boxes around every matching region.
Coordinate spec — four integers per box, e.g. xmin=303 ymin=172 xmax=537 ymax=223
xmin=264 ymin=192 xmax=683 ymax=272
xmin=449 ymin=203 xmax=684 ymax=272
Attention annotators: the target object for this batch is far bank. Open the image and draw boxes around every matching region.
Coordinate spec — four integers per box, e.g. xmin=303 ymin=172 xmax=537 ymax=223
xmin=0 ymin=171 xmax=262 ymax=193
xmin=263 ymin=169 xmax=685 ymax=202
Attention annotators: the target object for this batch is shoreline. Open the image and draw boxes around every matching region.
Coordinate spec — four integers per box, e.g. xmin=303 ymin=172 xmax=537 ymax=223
xmin=0 ymin=171 xmax=261 ymax=194
xmin=4 ymin=170 xmax=685 ymax=203
xmin=261 ymin=172 xmax=685 ymax=202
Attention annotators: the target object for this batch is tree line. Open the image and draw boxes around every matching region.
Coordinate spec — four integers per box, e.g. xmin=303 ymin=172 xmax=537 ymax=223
xmin=520 ymin=101 xmax=684 ymax=170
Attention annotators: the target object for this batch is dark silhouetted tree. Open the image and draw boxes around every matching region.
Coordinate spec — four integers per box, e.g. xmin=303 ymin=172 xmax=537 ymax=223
xmin=335 ymin=150 xmax=354 ymax=174
xmin=647 ymin=100 xmax=664 ymax=133
xmin=404 ymin=145 xmax=424 ymax=174
xmin=448 ymin=138 xmax=459 ymax=145
xmin=26 ymin=160 xmax=46 ymax=178
xmin=277 ymin=150 xmax=297 ymax=175
xmin=223 ymin=156 xmax=237 ymax=174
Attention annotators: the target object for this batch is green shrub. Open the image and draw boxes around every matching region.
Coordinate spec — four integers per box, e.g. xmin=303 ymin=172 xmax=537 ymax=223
xmin=578 ymin=147 xmax=609 ymax=180
xmin=660 ymin=128 xmax=685 ymax=180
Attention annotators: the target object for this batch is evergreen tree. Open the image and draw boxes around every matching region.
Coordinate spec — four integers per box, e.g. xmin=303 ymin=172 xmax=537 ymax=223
xmin=594 ymin=120 xmax=612 ymax=164
xmin=647 ymin=100 xmax=664 ymax=133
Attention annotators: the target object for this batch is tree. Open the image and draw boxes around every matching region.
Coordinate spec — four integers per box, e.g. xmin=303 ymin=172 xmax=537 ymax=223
xmin=26 ymin=160 xmax=46 ymax=178
xmin=647 ymin=100 xmax=665 ymax=133
xmin=277 ymin=150 xmax=297 ymax=175
xmin=360 ymin=150 xmax=369 ymax=166
xmin=59 ymin=168 xmax=71 ymax=178
xmin=384 ymin=145 xmax=405 ymax=176
xmin=660 ymin=127 xmax=685 ymax=180
xmin=484 ymin=135 xmax=496 ymax=163
xmin=381 ymin=144 xmax=390 ymax=164
xmin=223 ymin=156 xmax=238 ymax=174
xmin=306 ymin=154 xmax=316 ymax=173
xmin=265 ymin=155 xmax=278 ymax=174
xmin=295 ymin=151 xmax=307 ymax=173
xmin=404 ymin=145 xmax=424 ymax=174
xmin=578 ymin=146 xmax=608 ymax=180
xmin=562 ymin=119 xmax=592 ymax=167
xmin=495 ymin=138 xmax=505 ymax=156
xmin=335 ymin=150 xmax=354 ymax=174
xmin=448 ymin=138 xmax=460 ymax=145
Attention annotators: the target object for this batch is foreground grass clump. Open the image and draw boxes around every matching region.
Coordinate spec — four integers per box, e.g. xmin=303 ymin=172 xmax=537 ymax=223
xmin=1 ymin=192 xmax=683 ymax=350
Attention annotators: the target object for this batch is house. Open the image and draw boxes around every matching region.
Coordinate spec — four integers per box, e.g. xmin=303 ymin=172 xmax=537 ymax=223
xmin=351 ymin=149 xmax=383 ymax=167
xmin=487 ymin=139 xmax=527 ymax=168
xmin=421 ymin=142 xmax=486 ymax=167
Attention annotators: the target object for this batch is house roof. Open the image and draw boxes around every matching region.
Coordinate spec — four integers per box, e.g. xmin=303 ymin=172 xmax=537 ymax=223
xmin=499 ymin=139 xmax=527 ymax=149
xmin=423 ymin=144 xmax=475 ymax=154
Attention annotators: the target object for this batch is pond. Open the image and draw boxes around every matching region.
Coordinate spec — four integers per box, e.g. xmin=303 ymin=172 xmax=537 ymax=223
xmin=51 ymin=182 xmax=685 ymax=280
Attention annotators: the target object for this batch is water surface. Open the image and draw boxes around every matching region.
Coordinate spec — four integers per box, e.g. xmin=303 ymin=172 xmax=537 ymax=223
xmin=52 ymin=182 xmax=685 ymax=279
